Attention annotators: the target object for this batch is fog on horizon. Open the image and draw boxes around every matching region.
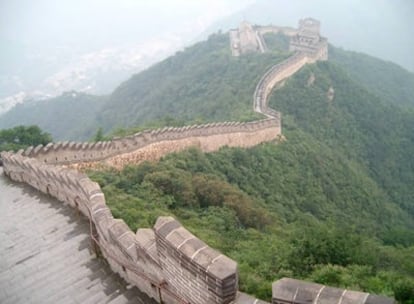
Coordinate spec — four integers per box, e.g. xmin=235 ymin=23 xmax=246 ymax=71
xmin=0 ymin=0 xmax=412 ymax=114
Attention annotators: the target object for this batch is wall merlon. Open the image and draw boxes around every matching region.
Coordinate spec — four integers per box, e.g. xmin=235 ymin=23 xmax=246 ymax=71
xmin=33 ymin=144 xmax=44 ymax=155
xmin=78 ymin=178 xmax=101 ymax=198
xmin=89 ymin=192 xmax=106 ymax=210
xmin=117 ymin=230 xmax=138 ymax=261
xmin=154 ymin=216 xmax=238 ymax=304
xmin=107 ymin=219 xmax=138 ymax=261
xmin=44 ymin=142 xmax=53 ymax=152
xmin=23 ymin=146 xmax=34 ymax=156
xmin=61 ymin=141 xmax=69 ymax=149
xmin=0 ymin=21 xmax=333 ymax=304
xmin=73 ymin=142 xmax=82 ymax=149
xmin=52 ymin=142 xmax=62 ymax=151
xmin=136 ymin=228 xmax=157 ymax=252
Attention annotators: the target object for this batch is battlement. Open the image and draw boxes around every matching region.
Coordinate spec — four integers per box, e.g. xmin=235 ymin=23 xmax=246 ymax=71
xmin=0 ymin=19 xmax=394 ymax=304
xmin=289 ymin=18 xmax=328 ymax=60
xmin=19 ymin=118 xmax=281 ymax=169
xmin=1 ymin=151 xmax=244 ymax=304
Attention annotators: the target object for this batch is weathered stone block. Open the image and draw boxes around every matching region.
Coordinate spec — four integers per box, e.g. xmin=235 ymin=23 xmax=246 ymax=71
xmin=154 ymin=216 xmax=238 ymax=304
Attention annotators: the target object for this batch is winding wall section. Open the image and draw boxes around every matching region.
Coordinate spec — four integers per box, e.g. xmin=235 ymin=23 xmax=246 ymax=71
xmin=1 ymin=29 xmax=327 ymax=304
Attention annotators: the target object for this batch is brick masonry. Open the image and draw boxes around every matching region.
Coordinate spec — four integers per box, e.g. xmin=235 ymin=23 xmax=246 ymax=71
xmin=0 ymin=18 xmax=335 ymax=304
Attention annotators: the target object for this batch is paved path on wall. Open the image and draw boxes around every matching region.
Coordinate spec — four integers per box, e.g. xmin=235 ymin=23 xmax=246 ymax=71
xmin=0 ymin=169 xmax=156 ymax=304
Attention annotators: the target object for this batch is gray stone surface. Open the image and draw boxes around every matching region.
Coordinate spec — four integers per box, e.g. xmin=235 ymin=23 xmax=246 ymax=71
xmin=0 ymin=168 xmax=155 ymax=304
xmin=272 ymin=278 xmax=395 ymax=304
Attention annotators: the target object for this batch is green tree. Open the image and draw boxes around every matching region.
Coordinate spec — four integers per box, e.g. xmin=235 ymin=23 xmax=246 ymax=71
xmin=93 ymin=127 xmax=104 ymax=142
xmin=394 ymin=279 xmax=414 ymax=304
xmin=0 ymin=125 xmax=52 ymax=152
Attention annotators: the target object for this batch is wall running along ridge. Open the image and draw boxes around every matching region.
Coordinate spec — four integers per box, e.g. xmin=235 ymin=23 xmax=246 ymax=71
xmin=1 ymin=20 xmax=342 ymax=304
xmin=20 ymin=118 xmax=281 ymax=170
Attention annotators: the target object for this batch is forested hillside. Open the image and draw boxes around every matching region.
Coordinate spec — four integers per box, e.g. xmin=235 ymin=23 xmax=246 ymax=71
xmin=2 ymin=32 xmax=413 ymax=143
xmin=96 ymin=33 xmax=290 ymax=133
xmin=0 ymin=92 xmax=106 ymax=141
xmin=329 ymin=46 xmax=414 ymax=107
xmin=87 ymin=35 xmax=414 ymax=303
xmin=0 ymin=125 xmax=52 ymax=152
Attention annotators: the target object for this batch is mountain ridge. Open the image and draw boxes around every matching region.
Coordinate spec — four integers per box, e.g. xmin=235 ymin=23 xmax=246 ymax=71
xmin=2 ymin=24 xmax=414 ymax=302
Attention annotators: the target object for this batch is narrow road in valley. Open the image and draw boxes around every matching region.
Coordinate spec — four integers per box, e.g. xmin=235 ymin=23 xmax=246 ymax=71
xmin=0 ymin=168 xmax=156 ymax=304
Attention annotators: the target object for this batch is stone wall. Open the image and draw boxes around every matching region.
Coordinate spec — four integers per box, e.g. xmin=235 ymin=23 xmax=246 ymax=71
xmin=257 ymin=26 xmax=298 ymax=37
xmin=289 ymin=18 xmax=328 ymax=61
xmin=18 ymin=118 xmax=280 ymax=170
xmin=0 ymin=19 xmax=371 ymax=304
xmin=1 ymin=151 xmax=268 ymax=304
xmin=0 ymin=117 xmax=282 ymax=304
xmin=254 ymin=52 xmax=308 ymax=116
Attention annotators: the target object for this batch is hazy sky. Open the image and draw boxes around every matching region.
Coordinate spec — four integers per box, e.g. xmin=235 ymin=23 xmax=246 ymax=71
xmin=0 ymin=0 xmax=412 ymax=103
xmin=0 ymin=0 xmax=254 ymax=47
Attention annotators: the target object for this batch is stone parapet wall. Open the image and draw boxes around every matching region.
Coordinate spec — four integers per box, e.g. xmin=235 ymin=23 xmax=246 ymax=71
xmin=80 ymin=122 xmax=280 ymax=170
xmin=19 ymin=118 xmax=280 ymax=169
xmin=1 ymin=151 xmax=253 ymax=304
xmin=254 ymin=52 xmax=309 ymax=116
xmin=0 ymin=19 xmax=335 ymax=304
xmin=154 ymin=217 xmax=238 ymax=304
xmin=257 ymin=26 xmax=298 ymax=37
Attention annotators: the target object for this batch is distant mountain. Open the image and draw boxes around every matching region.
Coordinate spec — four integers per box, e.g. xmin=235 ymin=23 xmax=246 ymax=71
xmin=0 ymin=37 xmax=182 ymax=115
xmin=0 ymin=91 xmax=106 ymax=141
xmin=3 ymin=27 xmax=414 ymax=300
xmin=3 ymin=30 xmax=414 ymax=142
xmin=96 ymin=31 xmax=414 ymax=135
xmin=88 ymin=33 xmax=414 ymax=300
xmin=96 ymin=33 xmax=290 ymax=133
xmin=329 ymin=46 xmax=414 ymax=107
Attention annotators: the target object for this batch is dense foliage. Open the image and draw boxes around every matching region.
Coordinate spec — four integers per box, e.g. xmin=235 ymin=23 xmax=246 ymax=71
xmin=88 ymin=57 xmax=414 ymax=302
xmin=0 ymin=92 xmax=106 ymax=140
xmin=329 ymin=45 xmax=414 ymax=108
xmin=4 ymin=31 xmax=408 ymax=301
xmin=0 ymin=125 xmax=52 ymax=152
xmin=269 ymin=62 xmax=414 ymax=221
xmin=96 ymin=33 xmax=290 ymax=132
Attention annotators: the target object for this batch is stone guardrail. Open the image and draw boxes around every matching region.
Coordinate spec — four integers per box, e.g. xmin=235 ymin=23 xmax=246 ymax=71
xmin=20 ymin=118 xmax=280 ymax=168
xmin=1 ymin=151 xmax=267 ymax=304
xmin=0 ymin=30 xmax=334 ymax=304
xmin=1 ymin=117 xmax=281 ymax=303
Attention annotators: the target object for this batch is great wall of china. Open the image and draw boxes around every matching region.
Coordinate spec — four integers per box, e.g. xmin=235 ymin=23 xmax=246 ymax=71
xmin=0 ymin=19 xmax=395 ymax=304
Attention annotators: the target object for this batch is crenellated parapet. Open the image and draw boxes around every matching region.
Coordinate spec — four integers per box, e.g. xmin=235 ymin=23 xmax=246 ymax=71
xmin=0 ymin=19 xmax=395 ymax=304
xmin=154 ymin=216 xmax=238 ymax=304
xmin=0 ymin=151 xmax=251 ymax=304
xmin=18 ymin=118 xmax=281 ymax=169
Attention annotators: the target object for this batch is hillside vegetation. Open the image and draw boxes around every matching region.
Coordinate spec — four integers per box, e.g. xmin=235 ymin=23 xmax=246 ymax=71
xmin=329 ymin=46 xmax=414 ymax=108
xmin=2 ymin=32 xmax=414 ymax=143
xmin=0 ymin=125 xmax=52 ymax=152
xmin=0 ymin=92 xmax=106 ymax=141
xmin=96 ymin=33 xmax=290 ymax=133
xmin=88 ymin=34 xmax=414 ymax=303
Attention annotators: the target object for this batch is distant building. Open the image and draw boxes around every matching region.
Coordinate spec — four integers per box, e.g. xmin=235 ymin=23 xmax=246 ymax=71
xmin=289 ymin=18 xmax=328 ymax=60
xmin=272 ymin=278 xmax=395 ymax=304
xmin=230 ymin=17 xmax=328 ymax=60
xmin=229 ymin=21 xmax=262 ymax=56
xmin=238 ymin=21 xmax=260 ymax=53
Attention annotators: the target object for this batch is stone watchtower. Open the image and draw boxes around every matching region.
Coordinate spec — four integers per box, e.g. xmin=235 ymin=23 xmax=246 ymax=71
xmin=289 ymin=18 xmax=328 ymax=60
xmin=238 ymin=21 xmax=260 ymax=53
xmin=229 ymin=21 xmax=263 ymax=56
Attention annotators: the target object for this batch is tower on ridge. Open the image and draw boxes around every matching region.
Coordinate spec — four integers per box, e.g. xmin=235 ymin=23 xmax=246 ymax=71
xmin=229 ymin=20 xmax=264 ymax=56
xmin=289 ymin=18 xmax=328 ymax=60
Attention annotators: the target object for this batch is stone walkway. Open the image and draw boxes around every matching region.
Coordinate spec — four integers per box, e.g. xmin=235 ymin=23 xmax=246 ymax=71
xmin=0 ymin=169 xmax=156 ymax=304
